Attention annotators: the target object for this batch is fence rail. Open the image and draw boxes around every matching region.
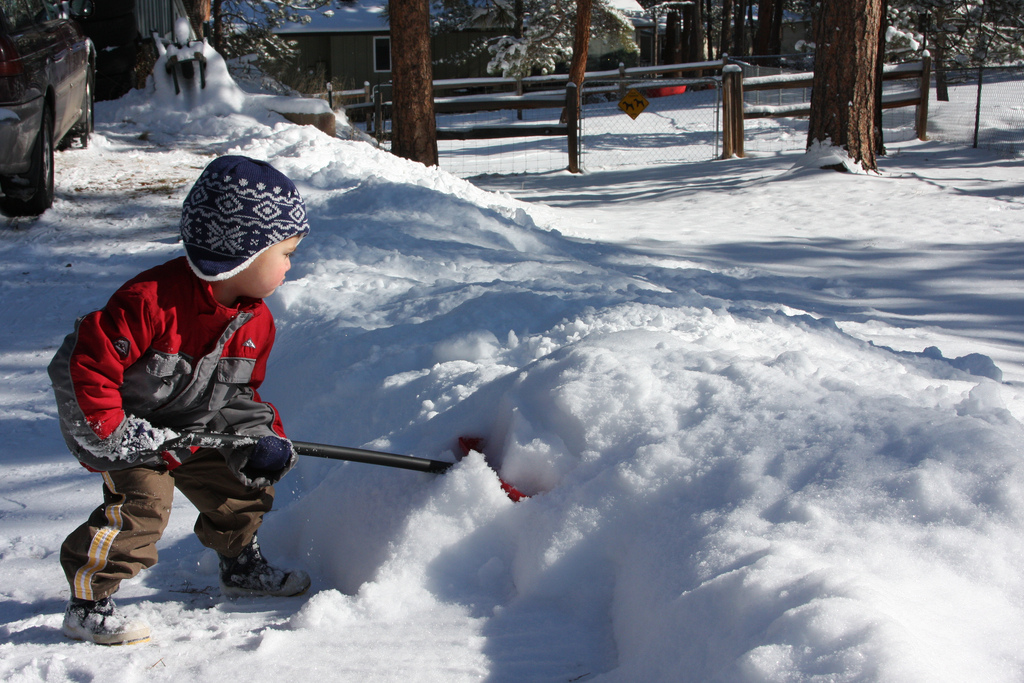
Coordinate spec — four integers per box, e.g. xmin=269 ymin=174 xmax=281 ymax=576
xmin=338 ymin=55 xmax=1024 ymax=175
xmin=721 ymin=57 xmax=931 ymax=158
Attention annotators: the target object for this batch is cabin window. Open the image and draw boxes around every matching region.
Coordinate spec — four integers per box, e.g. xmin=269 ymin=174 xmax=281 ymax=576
xmin=374 ymin=36 xmax=391 ymax=72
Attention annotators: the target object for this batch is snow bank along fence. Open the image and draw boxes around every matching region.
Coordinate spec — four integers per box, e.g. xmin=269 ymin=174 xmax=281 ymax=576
xmin=722 ymin=56 xmax=932 ymax=158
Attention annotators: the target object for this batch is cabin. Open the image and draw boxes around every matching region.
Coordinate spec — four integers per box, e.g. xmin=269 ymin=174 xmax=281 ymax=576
xmin=274 ymin=0 xmax=647 ymax=92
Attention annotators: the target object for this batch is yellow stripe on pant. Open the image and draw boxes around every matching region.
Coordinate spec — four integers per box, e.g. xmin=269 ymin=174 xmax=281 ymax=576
xmin=73 ymin=473 xmax=126 ymax=601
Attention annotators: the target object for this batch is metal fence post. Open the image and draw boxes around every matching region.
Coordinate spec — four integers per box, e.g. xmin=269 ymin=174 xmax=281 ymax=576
xmin=373 ymin=86 xmax=383 ymax=139
xmin=973 ymin=64 xmax=984 ymax=148
xmin=567 ymin=82 xmax=580 ymax=173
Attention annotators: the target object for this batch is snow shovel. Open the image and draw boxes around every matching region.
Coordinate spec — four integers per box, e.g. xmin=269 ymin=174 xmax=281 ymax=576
xmin=175 ymin=432 xmax=527 ymax=502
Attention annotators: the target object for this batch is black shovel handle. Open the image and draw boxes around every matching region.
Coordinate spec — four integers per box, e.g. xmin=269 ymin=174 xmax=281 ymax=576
xmin=176 ymin=432 xmax=454 ymax=474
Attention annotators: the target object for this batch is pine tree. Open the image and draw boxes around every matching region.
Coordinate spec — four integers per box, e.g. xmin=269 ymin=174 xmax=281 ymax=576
xmin=477 ymin=0 xmax=637 ymax=77
xmin=806 ymin=0 xmax=885 ymax=171
xmin=204 ymin=0 xmax=343 ymax=65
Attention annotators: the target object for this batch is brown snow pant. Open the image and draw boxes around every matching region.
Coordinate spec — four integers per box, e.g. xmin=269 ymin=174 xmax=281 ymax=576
xmin=60 ymin=448 xmax=274 ymax=601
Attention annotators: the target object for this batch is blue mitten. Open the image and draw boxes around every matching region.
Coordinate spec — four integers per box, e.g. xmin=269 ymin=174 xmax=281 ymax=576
xmin=247 ymin=435 xmax=293 ymax=472
xmin=227 ymin=435 xmax=297 ymax=488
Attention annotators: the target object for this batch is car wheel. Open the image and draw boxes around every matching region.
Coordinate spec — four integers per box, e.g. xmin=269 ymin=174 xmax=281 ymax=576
xmin=0 ymin=105 xmax=55 ymax=217
xmin=59 ymin=70 xmax=92 ymax=150
xmin=72 ymin=69 xmax=94 ymax=148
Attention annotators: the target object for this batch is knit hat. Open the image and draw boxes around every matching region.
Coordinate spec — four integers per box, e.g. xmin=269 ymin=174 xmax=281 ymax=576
xmin=180 ymin=156 xmax=309 ymax=281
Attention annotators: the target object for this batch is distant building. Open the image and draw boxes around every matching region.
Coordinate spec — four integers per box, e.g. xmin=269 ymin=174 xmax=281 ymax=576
xmin=275 ymin=0 xmax=647 ymax=91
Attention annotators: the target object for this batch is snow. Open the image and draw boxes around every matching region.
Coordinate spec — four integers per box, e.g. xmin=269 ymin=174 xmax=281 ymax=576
xmin=2 ymin=54 xmax=1024 ymax=683
xmin=274 ymin=0 xmax=387 ymax=34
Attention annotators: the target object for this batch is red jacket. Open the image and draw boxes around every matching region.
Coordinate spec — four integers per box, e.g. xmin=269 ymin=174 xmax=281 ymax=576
xmin=48 ymin=257 xmax=286 ymax=471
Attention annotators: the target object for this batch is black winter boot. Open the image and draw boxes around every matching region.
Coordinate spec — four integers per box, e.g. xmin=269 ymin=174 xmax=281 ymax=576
xmin=62 ymin=596 xmax=151 ymax=646
xmin=218 ymin=536 xmax=310 ymax=598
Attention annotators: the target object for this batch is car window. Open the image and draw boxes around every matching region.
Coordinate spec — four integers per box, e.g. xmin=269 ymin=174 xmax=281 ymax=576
xmin=0 ymin=0 xmax=53 ymax=30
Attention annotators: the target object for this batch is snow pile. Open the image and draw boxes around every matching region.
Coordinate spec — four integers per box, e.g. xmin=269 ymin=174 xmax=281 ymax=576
xmin=117 ymin=30 xmax=353 ymax=145
xmin=256 ymin=137 xmax=1024 ymax=680
xmin=0 ymin=60 xmax=1023 ymax=683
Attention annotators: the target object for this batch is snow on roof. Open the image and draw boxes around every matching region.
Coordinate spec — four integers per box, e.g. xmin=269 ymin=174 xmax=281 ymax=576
xmin=605 ymin=0 xmax=645 ymax=15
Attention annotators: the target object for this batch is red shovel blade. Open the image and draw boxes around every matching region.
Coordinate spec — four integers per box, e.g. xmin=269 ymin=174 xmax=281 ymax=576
xmin=457 ymin=436 xmax=528 ymax=503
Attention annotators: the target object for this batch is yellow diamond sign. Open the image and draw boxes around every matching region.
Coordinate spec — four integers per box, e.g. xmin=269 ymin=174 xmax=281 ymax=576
xmin=619 ymin=88 xmax=649 ymax=119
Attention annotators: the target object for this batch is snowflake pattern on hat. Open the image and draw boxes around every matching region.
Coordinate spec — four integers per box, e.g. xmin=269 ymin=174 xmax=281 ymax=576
xmin=181 ymin=156 xmax=309 ymax=281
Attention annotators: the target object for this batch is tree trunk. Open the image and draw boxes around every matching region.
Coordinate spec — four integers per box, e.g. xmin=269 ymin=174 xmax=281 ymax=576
xmin=563 ymin=0 xmax=591 ymax=129
xmin=933 ymin=43 xmax=950 ymax=101
xmin=211 ymin=0 xmax=222 ymax=50
xmin=569 ymin=0 xmax=592 ymax=88
xmin=769 ymin=0 xmax=784 ymax=54
xmin=733 ymin=0 xmax=747 ymax=56
xmin=705 ymin=0 xmax=714 ymax=60
xmin=806 ymin=0 xmax=884 ymax=171
xmin=664 ymin=10 xmax=682 ymax=66
xmin=687 ymin=0 xmax=704 ymax=62
xmin=182 ymin=0 xmax=210 ymax=42
xmin=873 ymin=0 xmax=888 ymax=157
xmin=720 ymin=0 xmax=734 ymax=58
xmin=753 ymin=0 xmax=773 ymax=55
xmin=390 ymin=0 xmax=438 ymax=166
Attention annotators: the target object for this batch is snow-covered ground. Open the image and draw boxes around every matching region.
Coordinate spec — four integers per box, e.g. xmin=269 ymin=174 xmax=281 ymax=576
xmin=1 ymin=50 xmax=1023 ymax=682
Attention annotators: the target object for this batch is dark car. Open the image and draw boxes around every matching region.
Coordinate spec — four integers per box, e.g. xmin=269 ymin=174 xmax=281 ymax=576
xmin=0 ymin=0 xmax=93 ymax=216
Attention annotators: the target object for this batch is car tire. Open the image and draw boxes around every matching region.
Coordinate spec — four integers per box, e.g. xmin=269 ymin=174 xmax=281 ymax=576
xmin=0 ymin=105 xmax=55 ymax=217
xmin=61 ymin=67 xmax=94 ymax=150
xmin=78 ymin=67 xmax=94 ymax=147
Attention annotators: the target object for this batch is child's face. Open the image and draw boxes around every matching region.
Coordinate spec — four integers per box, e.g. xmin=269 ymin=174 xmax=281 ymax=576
xmin=219 ymin=235 xmax=302 ymax=304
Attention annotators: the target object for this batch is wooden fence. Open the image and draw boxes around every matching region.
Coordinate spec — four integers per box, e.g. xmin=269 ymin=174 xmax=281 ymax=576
xmin=722 ymin=56 xmax=932 ymax=158
xmin=324 ymin=56 xmax=932 ymax=169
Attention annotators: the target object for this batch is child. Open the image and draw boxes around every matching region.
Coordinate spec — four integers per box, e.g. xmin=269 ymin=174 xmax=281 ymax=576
xmin=48 ymin=155 xmax=311 ymax=646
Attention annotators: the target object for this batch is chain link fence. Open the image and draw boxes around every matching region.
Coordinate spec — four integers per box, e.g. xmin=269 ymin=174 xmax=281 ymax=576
xmin=579 ymin=77 xmax=721 ymax=171
xmin=352 ymin=59 xmax=1023 ymax=178
xmin=927 ymin=65 xmax=1024 ymax=157
xmin=435 ymin=105 xmax=572 ymax=177
xmin=734 ymin=57 xmax=921 ymax=154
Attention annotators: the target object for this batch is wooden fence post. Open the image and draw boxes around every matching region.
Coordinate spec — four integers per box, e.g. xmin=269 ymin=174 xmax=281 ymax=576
xmin=619 ymin=62 xmax=627 ymax=100
xmin=567 ymin=82 xmax=580 ymax=173
xmin=722 ymin=64 xmax=742 ymax=158
xmin=732 ymin=65 xmax=745 ymax=157
xmin=916 ymin=53 xmax=931 ymax=141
